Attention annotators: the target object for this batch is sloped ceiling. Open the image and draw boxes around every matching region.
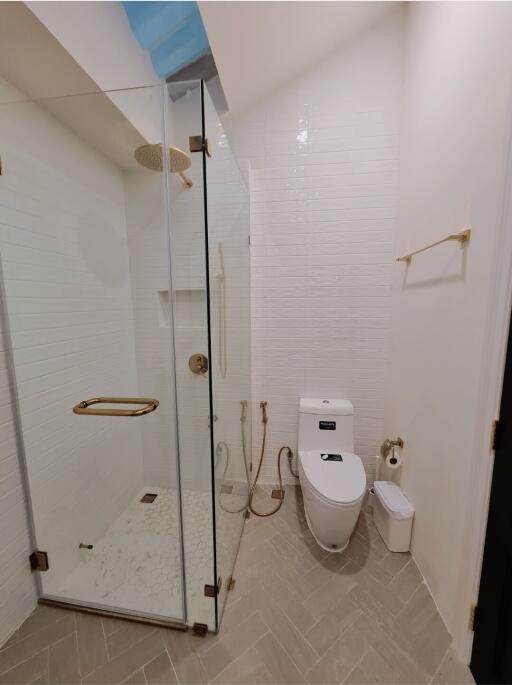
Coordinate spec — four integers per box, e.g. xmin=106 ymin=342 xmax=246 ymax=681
xmin=198 ymin=1 xmax=400 ymax=116
xmin=0 ymin=2 xmax=152 ymax=170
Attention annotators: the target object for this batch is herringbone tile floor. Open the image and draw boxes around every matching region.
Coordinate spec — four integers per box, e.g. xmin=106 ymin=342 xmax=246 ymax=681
xmin=0 ymin=485 xmax=474 ymax=684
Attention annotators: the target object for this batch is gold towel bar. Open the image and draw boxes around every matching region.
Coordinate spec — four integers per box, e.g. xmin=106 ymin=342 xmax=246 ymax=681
xmin=73 ymin=397 xmax=159 ymax=417
xmin=397 ymin=229 xmax=471 ymax=263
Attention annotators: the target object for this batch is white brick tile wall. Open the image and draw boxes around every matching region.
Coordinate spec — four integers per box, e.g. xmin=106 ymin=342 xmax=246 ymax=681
xmin=0 ymin=275 xmax=37 ymax=647
xmin=225 ymin=11 xmax=404 ymax=483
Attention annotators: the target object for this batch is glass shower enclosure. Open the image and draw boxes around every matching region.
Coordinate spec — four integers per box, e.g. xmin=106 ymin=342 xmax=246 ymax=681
xmin=0 ymin=78 xmax=250 ymax=632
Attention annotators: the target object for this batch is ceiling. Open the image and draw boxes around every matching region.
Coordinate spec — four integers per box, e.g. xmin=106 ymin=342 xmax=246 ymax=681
xmin=0 ymin=2 xmax=149 ymax=170
xmin=198 ymin=1 xmax=400 ymax=117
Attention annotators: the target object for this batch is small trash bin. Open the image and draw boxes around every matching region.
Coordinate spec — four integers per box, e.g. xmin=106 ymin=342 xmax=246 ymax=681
xmin=373 ymin=480 xmax=414 ymax=552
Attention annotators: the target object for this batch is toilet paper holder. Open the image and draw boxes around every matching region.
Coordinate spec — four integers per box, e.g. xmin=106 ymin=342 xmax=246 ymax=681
xmin=380 ymin=437 xmax=404 ymax=459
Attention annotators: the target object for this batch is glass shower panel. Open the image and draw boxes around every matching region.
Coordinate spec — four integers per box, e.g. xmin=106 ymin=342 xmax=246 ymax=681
xmin=203 ymin=83 xmax=252 ymax=624
xmin=164 ymin=81 xmax=216 ymax=630
xmin=0 ymin=84 xmax=187 ymax=624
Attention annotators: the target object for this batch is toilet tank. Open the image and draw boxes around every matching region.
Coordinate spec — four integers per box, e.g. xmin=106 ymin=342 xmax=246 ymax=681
xmin=298 ymin=398 xmax=354 ymax=452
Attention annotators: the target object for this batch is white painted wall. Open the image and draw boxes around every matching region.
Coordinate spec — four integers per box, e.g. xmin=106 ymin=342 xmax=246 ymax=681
xmin=26 ymin=1 xmax=162 ymax=144
xmin=199 ymin=1 xmax=398 ymax=116
xmin=385 ymin=1 xmax=512 ymax=658
xmin=224 ymin=10 xmax=404 ymax=484
xmin=0 ymin=76 xmax=144 ymax=603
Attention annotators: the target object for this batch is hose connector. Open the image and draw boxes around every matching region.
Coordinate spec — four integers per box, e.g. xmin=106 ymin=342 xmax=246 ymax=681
xmin=260 ymin=400 xmax=268 ymax=424
xmin=240 ymin=400 xmax=247 ymax=423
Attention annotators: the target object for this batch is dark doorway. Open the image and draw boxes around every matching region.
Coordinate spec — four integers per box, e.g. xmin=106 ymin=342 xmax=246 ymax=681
xmin=471 ymin=309 xmax=512 ymax=683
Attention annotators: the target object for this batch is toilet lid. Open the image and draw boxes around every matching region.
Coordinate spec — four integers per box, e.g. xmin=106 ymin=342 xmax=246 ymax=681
xmin=299 ymin=450 xmax=366 ymax=504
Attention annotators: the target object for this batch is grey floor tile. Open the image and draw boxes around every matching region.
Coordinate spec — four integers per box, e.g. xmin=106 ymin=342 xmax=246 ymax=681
xmin=259 ymin=572 xmax=317 ymax=634
xmin=303 ymin=565 xmax=358 ymax=621
xmin=253 ymin=632 xmax=306 ymax=684
xmin=379 ymin=551 xmax=411 ymax=578
xmin=1 ymin=632 xmax=20 ymax=650
xmin=260 ymin=601 xmax=317 ymax=674
xmin=305 ymin=623 xmax=367 ymax=685
xmin=143 ymin=651 xmax=177 ymax=685
xmin=102 ymin=617 xmax=126 ymax=638
xmin=389 ymin=559 xmax=423 ymax=602
xmin=17 ymin=609 xmax=71 ymax=642
xmin=353 ymin=613 xmax=429 ymax=684
xmin=349 ymin=570 xmax=404 ymax=618
xmin=306 ymin=594 xmax=362 ymax=657
xmin=431 ymin=648 xmax=475 ymax=684
xmin=200 ymin=613 xmax=268 ymax=682
xmin=83 ymin=632 xmax=164 ymax=685
xmin=398 ymin=583 xmax=437 ymax=631
xmin=0 ymin=651 xmax=49 ymax=685
xmin=0 ymin=615 xmax=75 ymax=676
xmin=123 ymin=669 xmax=146 ymax=684
xmin=107 ymin=623 xmax=157 ymax=661
xmin=76 ymin=612 xmax=109 ymax=679
xmin=299 ymin=553 xmax=349 ymax=598
xmin=344 ymin=646 xmax=400 ymax=684
xmin=160 ymin=631 xmax=207 ymax=685
xmin=220 ymin=585 xmax=265 ymax=633
xmin=210 ymin=647 xmax=274 ymax=685
xmin=48 ymin=633 xmax=80 ymax=684
xmin=406 ymin=610 xmax=451 ymax=676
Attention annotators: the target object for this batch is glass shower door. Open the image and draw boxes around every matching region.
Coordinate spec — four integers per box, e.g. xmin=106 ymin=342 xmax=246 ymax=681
xmin=202 ymin=83 xmax=252 ymax=626
xmin=0 ymin=84 xmax=197 ymax=625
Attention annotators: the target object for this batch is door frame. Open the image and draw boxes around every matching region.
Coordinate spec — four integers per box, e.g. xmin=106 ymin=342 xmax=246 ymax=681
xmin=453 ymin=109 xmax=512 ymax=661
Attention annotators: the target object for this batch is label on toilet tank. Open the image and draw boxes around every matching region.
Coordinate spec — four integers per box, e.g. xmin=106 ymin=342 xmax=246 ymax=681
xmin=321 ymin=453 xmax=343 ymax=461
xmin=319 ymin=421 xmax=336 ymax=430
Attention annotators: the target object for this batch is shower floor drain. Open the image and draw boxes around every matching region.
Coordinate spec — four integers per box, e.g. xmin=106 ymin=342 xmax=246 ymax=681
xmin=140 ymin=493 xmax=158 ymax=503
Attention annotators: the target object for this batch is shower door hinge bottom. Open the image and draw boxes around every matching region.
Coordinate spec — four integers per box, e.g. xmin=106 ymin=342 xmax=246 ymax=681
xmin=192 ymin=622 xmax=208 ymax=637
xmin=204 ymin=577 xmax=222 ymax=597
xmin=29 ymin=550 xmax=49 ymax=572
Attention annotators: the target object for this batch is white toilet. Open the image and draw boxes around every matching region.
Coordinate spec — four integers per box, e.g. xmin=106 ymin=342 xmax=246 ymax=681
xmin=298 ymin=398 xmax=366 ymax=552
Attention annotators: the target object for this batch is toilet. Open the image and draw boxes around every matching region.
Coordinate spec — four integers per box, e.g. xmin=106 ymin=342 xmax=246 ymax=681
xmin=298 ymin=398 xmax=366 ymax=552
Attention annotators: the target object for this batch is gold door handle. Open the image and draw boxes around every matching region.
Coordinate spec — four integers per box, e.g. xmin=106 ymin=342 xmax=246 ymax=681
xmin=73 ymin=397 xmax=159 ymax=416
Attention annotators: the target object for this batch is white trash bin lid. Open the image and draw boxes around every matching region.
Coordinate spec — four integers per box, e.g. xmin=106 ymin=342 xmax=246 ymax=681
xmin=374 ymin=481 xmax=414 ymax=520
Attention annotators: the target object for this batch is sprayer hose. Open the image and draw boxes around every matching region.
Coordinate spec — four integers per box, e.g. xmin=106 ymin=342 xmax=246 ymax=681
xmin=248 ymin=402 xmax=292 ymax=517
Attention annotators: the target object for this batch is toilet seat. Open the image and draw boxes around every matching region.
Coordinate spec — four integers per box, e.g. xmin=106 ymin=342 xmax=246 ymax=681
xmin=299 ymin=450 xmax=366 ymax=506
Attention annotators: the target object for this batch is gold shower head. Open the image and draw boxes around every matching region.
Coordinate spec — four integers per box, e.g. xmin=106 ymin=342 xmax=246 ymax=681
xmin=134 ymin=144 xmax=193 ymax=188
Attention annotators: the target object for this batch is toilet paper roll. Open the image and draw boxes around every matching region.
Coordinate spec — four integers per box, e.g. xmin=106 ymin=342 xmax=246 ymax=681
xmin=385 ymin=447 xmax=402 ymax=470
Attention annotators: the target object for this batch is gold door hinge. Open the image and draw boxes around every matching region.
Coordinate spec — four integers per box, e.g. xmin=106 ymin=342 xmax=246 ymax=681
xmin=469 ymin=603 xmax=478 ymax=631
xmin=29 ymin=550 xmax=49 ymax=572
xmin=491 ymin=419 xmax=501 ymax=451
xmin=227 ymin=577 xmax=236 ymax=591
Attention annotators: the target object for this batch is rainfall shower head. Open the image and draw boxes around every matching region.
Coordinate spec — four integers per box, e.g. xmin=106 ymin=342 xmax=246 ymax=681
xmin=134 ymin=144 xmax=193 ymax=188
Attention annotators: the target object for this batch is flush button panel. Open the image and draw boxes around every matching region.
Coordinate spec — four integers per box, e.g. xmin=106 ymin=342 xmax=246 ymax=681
xmin=321 ymin=453 xmax=343 ymax=462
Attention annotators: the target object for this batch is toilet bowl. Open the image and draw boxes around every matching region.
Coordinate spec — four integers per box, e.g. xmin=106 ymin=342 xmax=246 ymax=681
xmin=298 ymin=399 xmax=366 ymax=552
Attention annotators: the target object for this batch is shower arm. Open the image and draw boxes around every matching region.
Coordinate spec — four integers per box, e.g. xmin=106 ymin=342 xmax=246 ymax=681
xmin=178 ymin=171 xmax=193 ymax=188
